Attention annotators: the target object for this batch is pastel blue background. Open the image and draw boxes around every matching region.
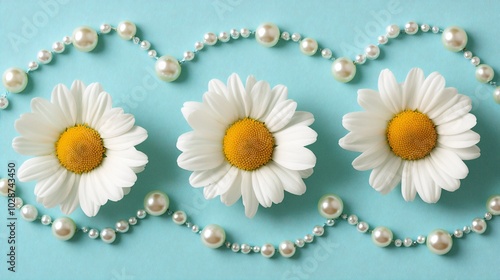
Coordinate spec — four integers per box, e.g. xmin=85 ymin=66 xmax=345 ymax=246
xmin=1 ymin=0 xmax=500 ymax=279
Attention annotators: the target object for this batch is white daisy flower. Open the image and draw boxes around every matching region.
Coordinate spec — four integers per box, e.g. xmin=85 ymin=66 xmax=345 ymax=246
xmin=12 ymin=81 xmax=148 ymax=217
xmin=339 ymin=68 xmax=480 ymax=203
xmin=177 ymin=73 xmax=317 ymax=218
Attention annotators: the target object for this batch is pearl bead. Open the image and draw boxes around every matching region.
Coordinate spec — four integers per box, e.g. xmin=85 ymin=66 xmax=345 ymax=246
xmin=172 ymin=210 xmax=187 ymax=225
xmin=183 ymin=51 xmax=195 ymax=61
xmin=304 ymin=234 xmax=314 ymax=243
xmin=471 ymin=56 xmax=480 ymax=66
xmin=14 ymin=197 xmax=23 ymax=208
xmin=0 ymin=96 xmax=8 ymax=110
xmin=442 ymin=26 xmax=468 ymax=52
xmin=356 ymin=221 xmax=369 ymax=233
xmin=355 ymin=54 xmax=366 ymax=64
xmin=454 ymin=229 xmax=463 ymax=238
xmin=88 ymin=228 xmax=99 ymax=239
xmin=194 ymin=41 xmax=204 ymax=51
xmin=281 ymin=31 xmax=290 ymax=41
xmin=100 ymin=228 xmax=116 ymax=243
xmin=218 ymin=32 xmax=230 ymax=43
xmin=230 ymin=29 xmax=239 ymax=39
xmin=62 ymin=36 xmax=72 ymax=45
xmin=260 ymin=243 xmax=275 ymax=258
xmin=377 ymin=35 xmax=388 ymax=45
xmin=155 ymin=55 xmax=181 ymax=82
xmin=471 ymin=218 xmax=487 ymax=234
xmin=386 ymin=24 xmax=400 ymax=38
xmin=28 ymin=61 xmax=39 ymax=71
xmin=40 ymin=215 xmax=51 ymax=225
xmin=279 ymin=240 xmax=296 ymax=258
xmin=463 ymin=226 xmax=471 ymax=234
xmin=432 ymin=26 xmax=440 ymax=33
xmin=115 ymin=220 xmax=129 ymax=233
xmin=240 ymin=28 xmax=250 ymax=38
xmin=252 ymin=246 xmax=261 ymax=253
xmin=240 ymin=244 xmax=251 ymax=254
xmin=99 ymin=23 xmax=111 ymax=34
xmin=137 ymin=209 xmax=147 ymax=219
xmin=321 ymin=48 xmax=332 ymax=59
xmin=371 ymin=226 xmax=393 ymax=247
xmin=37 ymin=49 xmax=52 ymax=64
xmin=365 ymin=44 xmax=380 ymax=59
xmin=417 ymin=235 xmax=426 ymax=244
xmin=52 ymin=42 xmax=65 ymax=53
xmin=404 ymin=21 xmax=419 ymax=35
xmin=421 ymin=24 xmax=430 ymax=32
xmin=191 ymin=224 xmax=199 ymax=233
xmin=487 ymin=195 xmax=500 ymax=214
xmin=81 ymin=227 xmax=89 ymax=233
xmin=255 ymin=22 xmax=280 ymax=47
xmin=476 ymin=64 xmax=495 ymax=83
xmin=140 ymin=40 xmax=151 ymax=50
xmin=2 ymin=67 xmax=28 ymax=93
xmin=20 ymin=204 xmax=38 ymax=222
xmin=403 ymin=238 xmax=413 ymax=247
xmin=299 ymin=37 xmax=318 ymax=56
xmin=128 ymin=217 xmax=137 ymax=225
xmin=0 ymin=178 xmax=12 ymax=196
xmin=347 ymin=214 xmax=358 ymax=225
xmin=200 ymin=224 xmax=226 ymax=249
xmin=318 ymin=194 xmax=344 ymax=219
xmin=485 ymin=212 xmax=493 ymax=220
xmin=291 ymin=33 xmax=301 ymax=42
xmin=326 ymin=219 xmax=335 ymax=226
xmin=117 ymin=21 xmax=136 ymax=40
xmin=144 ymin=190 xmax=170 ymax=216
xmin=394 ymin=239 xmax=402 ymax=247
xmin=203 ymin=32 xmax=218 ymax=45
xmin=331 ymin=57 xmax=356 ymax=83
xmin=231 ymin=243 xmax=240 ymax=252
xmin=312 ymin=225 xmax=325 ymax=236
xmin=295 ymin=239 xmax=305 ymax=248
xmin=72 ymin=26 xmax=98 ymax=52
xmin=426 ymin=229 xmax=453 ymax=255
xmin=463 ymin=51 xmax=473 ymax=59
xmin=147 ymin=50 xmax=157 ymax=58
xmin=51 ymin=217 xmax=76 ymax=241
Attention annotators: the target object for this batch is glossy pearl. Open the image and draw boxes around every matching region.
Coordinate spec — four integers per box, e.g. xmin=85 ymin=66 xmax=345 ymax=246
xmin=194 ymin=41 xmax=204 ymax=51
xmin=147 ymin=50 xmax=157 ymax=58
xmin=426 ymin=229 xmax=453 ymax=255
xmin=291 ymin=33 xmax=301 ymax=42
xmin=137 ymin=209 xmax=147 ymax=219
xmin=28 ymin=61 xmax=39 ymax=71
xmin=454 ymin=229 xmax=463 ymax=238
xmin=100 ymin=228 xmax=116 ymax=243
xmin=442 ymin=26 xmax=468 ymax=52
xmin=475 ymin=64 xmax=494 ymax=83
xmin=37 ymin=49 xmax=52 ymax=64
xmin=20 ymin=204 xmax=38 ymax=222
xmin=155 ymin=55 xmax=181 ymax=82
xmin=203 ymin=32 xmax=218 ymax=45
xmin=386 ymin=24 xmax=400 ymax=38
xmin=365 ymin=44 xmax=380 ymax=59
xmin=260 ymin=243 xmax=275 ymax=258
xmin=0 ymin=178 xmax=13 ymax=196
xmin=471 ymin=56 xmax=480 ymax=66
xmin=463 ymin=51 xmax=473 ymax=59
xmin=240 ymin=28 xmax=250 ymax=38
xmin=218 ymin=31 xmax=230 ymax=42
xmin=128 ymin=217 xmax=137 ymax=225
xmin=62 ymin=36 xmax=72 ymax=45
xmin=321 ymin=48 xmax=332 ymax=59
xmin=183 ymin=51 xmax=194 ymax=61
xmin=52 ymin=41 xmax=65 ymax=53
xmin=200 ymin=224 xmax=226 ymax=249
xmin=2 ymin=67 xmax=28 ymax=93
xmin=40 ymin=215 xmax=52 ymax=225
xmin=72 ymin=26 xmax=98 ymax=52
xmin=115 ymin=220 xmax=129 ymax=233
xmin=14 ymin=197 xmax=23 ymax=208
xmin=471 ymin=218 xmax=487 ymax=234
xmin=255 ymin=22 xmax=280 ymax=47
xmin=295 ymin=239 xmax=305 ymax=248
xmin=281 ymin=31 xmax=290 ymax=41
xmin=318 ymin=194 xmax=344 ymax=219
xmin=140 ymin=40 xmax=151 ymax=50
xmin=117 ymin=21 xmax=136 ymax=40
xmin=417 ymin=235 xmax=426 ymax=244
xmin=240 ymin=244 xmax=251 ymax=254
xmin=377 ymin=35 xmax=388 ymax=45
xmin=99 ymin=23 xmax=111 ymax=34
xmin=404 ymin=21 xmax=419 ymax=35
xmin=230 ymin=29 xmax=239 ymax=39
xmin=371 ymin=226 xmax=393 ymax=247
xmin=299 ymin=37 xmax=318 ymax=56
xmin=312 ymin=225 xmax=325 ymax=236
xmin=144 ymin=190 xmax=170 ymax=216
xmin=421 ymin=24 xmax=430 ymax=32
xmin=51 ymin=217 xmax=76 ymax=241
xmin=403 ymin=238 xmax=413 ymax=247
xmin=88 ymin=228 xmax=99 ymax=239
xmin=172 ymin=210 xmax=187 ymax=225
xmin=487 ymin=195 xmax=500 ymax=214
xmin=0 ymin=96 xmax=8 ymax=110
xmin=432 ymin=26 xmax=440 ymax=33
xmin=355 ymin=54 xmax=366 ymax=64
xmin=278 ymin=240 xmax=296 ymax=258
xmin=331 ymin=57 xmax=356 ymax=83
xmin=304 ymin=234 xmax=314 ymax=243
xmin=347 ymin=214 xmax=358 ymax=225
xmin=357 ymin=221 xmax=369 ymax=233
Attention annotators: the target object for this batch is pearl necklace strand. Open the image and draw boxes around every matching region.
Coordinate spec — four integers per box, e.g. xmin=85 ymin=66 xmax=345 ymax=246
xmin=1 ymin=20 xmax=500 ymax=258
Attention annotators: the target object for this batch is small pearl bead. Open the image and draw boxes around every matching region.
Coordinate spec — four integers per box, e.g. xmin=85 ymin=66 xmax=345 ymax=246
xmin=404 ymin=21 xmax=419 ymax=35
xmin=427 ymin=229 xmax=453 ymax=255
xmin=291 ymin=33 xmax=301 ymax=42
xmin=37 ymin=49 xmax=52 ymax=64
xmin=203 ymin=32 xmax=218 ymax=45
xmin=230 ymin=29 xmax=239 ymax=39
xmin=62 ymin=36 xmax=72 ymax=45
xmin=295 ymin=239 xmax=305 ymax=248
xmin=40 ymin=215 xmax=52 ymax=225
xmin=371 ymin=226 xmax=393 ymax=247
xmin=191 ymin=224 xmax=199 ymax=233
xmin=100 ymin=228 xmax=116 ymax=243
xmin=454 ymin=229 xmax=463 ymax=238
xmin=132 ymin=37 xmax=140 ymax=44
xmin=240 ymin=244 xmax=251 ymax=254
xmin=471 ymin=218 xmax=487 ymax=234
xmin=155 ymin=55 xmax=181 ymax=82
xmin=260 ymin=243 xmax=275 ymax=258
xmin=200 ymin=224 xmax=226 ymax=249
xmin=51 ymin=217 xmax=76 ymax=241
xmin=471 ymin=56 xmax=480 ymax=66
xmin=115 ymin=220 xmax=129 ymax=233
xmin=72 ymin=26 xmax=98 ymax=52
xmin=331 ymin=57 xmax=356 ymax=83
xmin=356 ymin=221 xmax=369 ymax=233
xmin=281 ymin=31 xmax=290 ymax=41
xmin=128 ymin=217 xmax=137 ymax=225
xmin=279 ymin=240 xmax=296 ymax=258
xmin=240 ymin=28 xmax=250 ymax=38
xmin=183 ymin=51 xmax=195 ymax=61
xmin=463 ymin=226 xmax=471 ymax=234
xmin=321 ymin=48 xmax=332 ymax=59
xmin=326 ymin=219 xmax=335 ymax=226
xmin=487 ymin=195 xmax=500 ymax=214
xmin=442 ymin=26 xmax=468 ymax=52
xmin=432 ymin=26 xmax=440 ymax=33
xmin=475 ymin=64 xmax=495 ymax=83
xmin=14 ymin=197 xmax=23 ymax=208
xmin=0 ymin=178 xmax=11 ymax=196
xmin=347 ymin=214 xmax=358 ymax=225
xmin=299 ymin=37 xmax=318 ymax=56
xmin=485 ymin=212 xmax=493 ymax=220
xmin=463 ymin=51 xmax=473 ymax=59
xmin=81 ymin=227 xmax=89 ymax=233
xmin=140 ymin=40 xmax=151 ymax=50
xmin=148 ymin=50 xmax=157 ymax=58
xmin=136 ymin=209 xmax=147 ymax=219
xmin=52 ymin=42 xmax=65 ymax=53
xmin=403 ymin=238 xmax=413 ymax=247
xmin=255 ymin=22 xmax=280 ymax=47
xmin=117 ymin=20 xmax=137 ymax=40
xmin=28 ymin=61 xmax=39 ymax=71
xmin=3 ymin=67 xmax=28 ymax=93
xmin=88 ymin=228 xmax=99 ymax=239
xmin=99 ymin=23 xmax=111 ymax=34
xmin=421 ymin=24 xmax=430 ymax=32
xmin=394 ymin=239 xmax=402 ymax=247
xmin=318 ymin=194 xmax=344 ymax=219
xmin=355 ymin=54 xmax=366 ymax=64
xmin=416 ymin=235 xmax=426 ymax=244
xmin=20 ymin=204 xmax=38 ymax=222
xmin=194 ymin=41 xmax=204 ymax=51
xmin=312 ymin=225 xmax=325 ymax=236
xmin=252 ymin=246 xmax=261 ymax=253
xmin=365 ymin=44 xmax=380 ymax=59
xmin=172 ymin=210 xmax=187 ymax=225
xmin=377 ymin=35 xmax=388 ymax=45
xmin=218 ymin=31 xmax=230 ymax=43
xmin=144 ymin=190 xmax=170 ymax=216
xmin=304 ymin=234 xmax=314 ymax=243
xmin=231 ymin=243 xmax=240 ymax=252
xmin=386 ymin=24 xmax=400 ymax=38
xmin=0 ymin=96 xmax=8 ymax=110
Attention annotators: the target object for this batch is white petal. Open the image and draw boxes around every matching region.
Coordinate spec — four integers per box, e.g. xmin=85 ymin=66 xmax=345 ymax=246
xmin=101 ymin=157 xmax=138 ymax=188
xmin=415 ymin=72 xmax=445 ymax=113
xmin=177 ymin=147 xmax=224 ymax=171
xmin=51 ymin=83 xmax=77 ymax=126
xmin=38 ymin=171 xmax=74 ymax=208
xmin=12 ymin=136 xmax=54 ymax=156
xmin=241 ymin=171 xmax=258 ymax=218
xmin=430 ymin=147 xmax=468 ymax=179
xmin=438 ymin=130 xmax=480 ymax=149
xmin=339 ymin=131 xmax=385 ymax=153
xmin=269 ymin=162 xmax=306 ymax=195
xmin=81 ymin=82 xmax=104 ymax=124
xmin=436 ymin=114 xmax=476 ymax=136
xmin=186 ymin=109 xmax=227 ymax=138
xmin=297 ymin=168 xmax=314 ymax=178
xmin=203 ymin=90 xmax=237 ymax=123
xmin=273 ymin=125 xmax=317 ymax=147
xmin=227 ymin=73 xmax=251 ymax=118
xmin=181 ymin=101 xmax=204 ymax=120
xmin=97 ymin=109 xmax=135 ymax=138
xmin=342 ymin=112 xmax=387 ymax=133
xmin=401 ymin=161 xmax=416 ymax=201
xmin=208 ymin=78 xmax=228 ymax=95
xmin=414 ymin=161 xmax=440 ymax=203
xmin=78 ymin=174 xmax=99 ymax=217
xmin=95 ymin=160 xmax=125 ymax=201
xmin=34 ymin=167 xmax=67 ymax=198
xmin=70 ymin=80 xmax=86 ymax=124
xmin=189 ymin=163 xmax=231 ymax=187
xmin=203 ymin=184 xmax=219 ymax=200
xmin=432 ymin=96 xmax=472 ymax=126
xmin=220 ymin=172 xmax=242 ymax=206
xmin=31 ymin=98 xmax=68 ymax=129
xmin=402 ymin=68 xmax=425 ymax=110
xmin=357 ymin=89 xmax=393 ymax=120
xmin=60 ymin=174 xmax=80 ymax=214
xmin=253 ymin=166 xmax=284 ymax=207
xmin=273 ymin=145 xmax=316 ymax=171
xmin=424 ymin=156 xmax=460 ymax=192
xmin=105 ymin=148 xmax=148 ymax=173
xmin=446 ymin=145 xmax=480 ymax=160
xmin=283 ymin=111 xmax=315 ymax=128
xmin=368 ymin=154 xmax=402 ymax=194
xmin=378 ymin=69 xmax=402 ymax=114
xmin=18 ymin=155 xmax=60 ymax=182
xmin=264 ymin=100 xmax=297 ymax=132
xmin=250 ymin=82 xmax=286 ymax=120
xmin=104 ymin=126 xmax=148 ymax=151
xmin=352 ymin=141 xmax=390 ymax=171
xmin=426 ymin=89 xmax=461 ymax=120
xmin=209 ymin=166 xmax=240 ymax=196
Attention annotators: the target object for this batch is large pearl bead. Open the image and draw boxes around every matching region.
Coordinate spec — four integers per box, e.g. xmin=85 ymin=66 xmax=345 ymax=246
xmin=260 ymin=243 xmax=275 ymax=258
xmin=115 ymin=220 xmax=129 ymax=233
xmin=371 ymin=226 xmax=393 ymax=247
xmin=0 ymin=178 xmax=13 ymax=196
xmin=386 ymin=24 xmax=400 ymax=38
xmin=117 ymin=20 xmax=137 ymax=40
xmin=278 ymin=240 xmax=296 ymax=258
xmin=441 ymin=26 xmax=468 ymax=52
xmin=100 ymin=228 xmax=116 ymax=243
xmin=318 ymin=194 xmax=344 ymax=219
xmin=299 ymin=38 xmax=318 ymax=56
xmin=331 ymin=57 xmax=356 ymax=83
xmin=255 ymin=22 xmax=280 ymax=47
xmin=144 ymin=190 xmax=169 ymax=216
xmin=426 ymin=229 xmax=453 ymax=255
xmin=37 ymin=49 xmax=53 ymax=64
xmin=155 ymin=55 xmax=181 ymax=82
xmin=51 ymin=217 xmax=76 ymax=241
xmin=487 ymin=195 xmax=500 ymax=215
xmin=72 ymin=26 xmax=98 ymax=52
xmin=475 ymin=64 xmax=494 ymax=83
xmin=200 ymin=224 xmax=226 ymax=249
xmin=471 ymin=218 xmax=487 ymax=234
xmin=365 ymin=44 xmax=380 ymax=60
xmin=2 ymin=67 xmax=28 ymax=93
xmin=20 ymin=204 xmax=38 ymax=222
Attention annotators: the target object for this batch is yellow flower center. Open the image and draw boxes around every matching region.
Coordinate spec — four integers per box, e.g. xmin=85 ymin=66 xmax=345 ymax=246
xmin=223 ymin=118 xmax=275 ymax=171
xmin=386 ymin=110 xmax=437 ymax=160
xmin=55 ymin=124 xmax=106 ymax=174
